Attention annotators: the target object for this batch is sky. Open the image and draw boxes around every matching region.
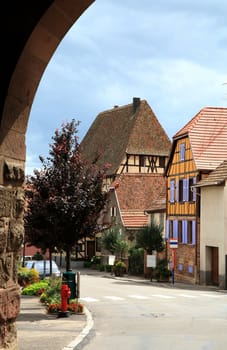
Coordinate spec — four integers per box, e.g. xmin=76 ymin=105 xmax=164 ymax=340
xmin=26 ymin=0 xmax=227 ymax=174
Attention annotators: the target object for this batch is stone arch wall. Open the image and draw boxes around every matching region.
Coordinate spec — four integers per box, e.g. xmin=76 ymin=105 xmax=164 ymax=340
xmin=0 ymin=1 xmax=94 ymax=348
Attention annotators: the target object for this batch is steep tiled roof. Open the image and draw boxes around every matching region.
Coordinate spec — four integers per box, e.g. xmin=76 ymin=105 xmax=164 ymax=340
xmin=174 ymin=107 xmax=227 ymax=171
xmin=121 ymin=212 xmax=149 ymax=228
xmin=195 ymin=160 xmax=227 ymax=187
xmin=80 ymin=98 xmax=171 ymax=175
xmin=112 ymin=173 xmax=166 ymax=229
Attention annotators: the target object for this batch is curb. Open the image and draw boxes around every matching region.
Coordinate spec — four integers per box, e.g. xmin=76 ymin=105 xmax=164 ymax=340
xmin=62 ymin=306 xmax=94 ymax=350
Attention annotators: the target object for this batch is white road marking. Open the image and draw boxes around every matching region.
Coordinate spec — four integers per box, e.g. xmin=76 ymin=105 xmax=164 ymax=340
xmin=80 ymin=297 xmax=99 ymax=302
xmin=152 ymin=294 xmax=176 ymax=299
xmin=128 ymin=295 xmax=149 ymax=300
xmin=179 ymin=293 xmax=198 ymax=298
xmin=200 ymin=293 xmax=219 ymax=298
xmin=104 ymin=296 xmax=125 ymax=301
xmin=80 ymin=292 xmax=224 ymax=303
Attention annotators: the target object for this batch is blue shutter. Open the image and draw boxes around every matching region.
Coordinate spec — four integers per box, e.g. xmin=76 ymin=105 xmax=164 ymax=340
xmin=173 ymin=220 xmax=178 ymax=239
xmin=166 ymin=220 xmax=170 ymax=240
xmin=182 ymin=220 xmax=188 ymax=243
xmin=192 ymin=220 xmax=196 ymax=245
xmin=193 ymin=177 xmax=196 ymax=201
xmin=183 ymin=179 xmax=188 ymax=202
xmin=185 ymin=221 xmax=188 ymax=243
xmin=180 ymin=143 xmax=185 ymax=161
xmin=170 ymin=180 xmax=175 ymax=203
xmin=176 ymin=180 xmax=179 ymax=202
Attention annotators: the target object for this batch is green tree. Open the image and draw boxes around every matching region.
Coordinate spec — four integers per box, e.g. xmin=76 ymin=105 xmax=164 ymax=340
xmin=101 ymin=226 xmax=128 ymax=259
xmin=101 ymin=227 xmax=119 ymax=255
xmin=25 ymin=119 xmax=109 ymax=271
xmin=136 ymin=219 xmax=164 ymax=254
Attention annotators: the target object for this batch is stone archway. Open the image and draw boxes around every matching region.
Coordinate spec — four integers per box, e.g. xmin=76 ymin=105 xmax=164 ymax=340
xmin=0 ymin=1 xmax=94 ymax=348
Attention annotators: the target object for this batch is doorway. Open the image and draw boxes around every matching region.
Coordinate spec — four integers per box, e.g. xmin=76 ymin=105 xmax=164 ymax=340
xmin=206 ymin=246 xmax=219 ymax=286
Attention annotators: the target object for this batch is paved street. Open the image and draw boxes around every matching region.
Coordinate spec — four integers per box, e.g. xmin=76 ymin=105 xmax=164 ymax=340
xmin=77 ymin=272 xmax=227 ymax=350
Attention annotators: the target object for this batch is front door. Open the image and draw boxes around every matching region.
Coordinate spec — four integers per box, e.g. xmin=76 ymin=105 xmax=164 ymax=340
xmin=87 ymin=241 xmax=95 ymax=259
xmin=211 ymin=247 xmax=219 ymax=286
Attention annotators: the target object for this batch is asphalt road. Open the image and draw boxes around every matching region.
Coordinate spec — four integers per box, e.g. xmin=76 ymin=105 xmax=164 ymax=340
xmin=77 ymin=273 xmax=227 ymax=350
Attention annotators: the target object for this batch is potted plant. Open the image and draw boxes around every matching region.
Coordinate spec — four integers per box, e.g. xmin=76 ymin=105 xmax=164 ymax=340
xmin=113 ymin=261 xmax=127 ymax=277
xmin=155 ymin=258 xmax=171 ymax=282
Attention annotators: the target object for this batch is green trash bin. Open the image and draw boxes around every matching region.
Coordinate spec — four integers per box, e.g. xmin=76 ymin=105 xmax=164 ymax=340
xmin=62 ymin=271 xmax=77 ymax=299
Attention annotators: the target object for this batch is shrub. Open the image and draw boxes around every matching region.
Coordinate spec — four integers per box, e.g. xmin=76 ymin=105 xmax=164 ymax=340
xmin=154 ymin=258 xmax=171 ymax=281
xmin=84 ymin=260 xmax=92 ymax=268
xmin=39 ymin=277 xmax=62 ymax=304
xmin=18 ymin=266 xmax=40 ymax=287
xmin=105 ymin=264 xmax=112 ymax=272
xmin=128 ymin=247 xmax=144 ymax=275
xmin=21 ymin=281 xmax=49 ymax=296
xmin=113 ymin=261 xmax=127 ymax=276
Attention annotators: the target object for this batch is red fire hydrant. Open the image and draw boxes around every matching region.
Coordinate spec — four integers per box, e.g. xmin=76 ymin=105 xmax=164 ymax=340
xmin=58 ymin=284 xmax=71 ymax=318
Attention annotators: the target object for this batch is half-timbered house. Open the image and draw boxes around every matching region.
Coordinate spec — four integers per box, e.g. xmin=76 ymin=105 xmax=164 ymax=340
xmin=80 ymin=97 xmax=171 ymax=258
xmin=165 ymin=107 xmax=227 ymax=284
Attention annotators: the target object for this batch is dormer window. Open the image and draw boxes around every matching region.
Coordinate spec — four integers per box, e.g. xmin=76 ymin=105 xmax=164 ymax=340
xmin=110 ymin=206 xmax=117 ymax=217
xmin=180 ymin=143 xmax=185 ymax=161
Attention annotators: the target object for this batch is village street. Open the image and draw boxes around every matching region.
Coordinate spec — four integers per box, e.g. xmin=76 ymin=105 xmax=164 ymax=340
xmin=77 ymin=270 xmax=227 ymax=350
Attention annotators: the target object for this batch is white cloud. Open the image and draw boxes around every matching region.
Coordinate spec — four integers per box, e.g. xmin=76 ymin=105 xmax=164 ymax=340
xmin=26 ymin=0 xmax=227 ymax=172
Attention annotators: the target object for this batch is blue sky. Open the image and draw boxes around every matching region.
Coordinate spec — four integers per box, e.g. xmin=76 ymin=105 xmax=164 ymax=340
xmin=26 ymin=0 xmax=227 ymax=174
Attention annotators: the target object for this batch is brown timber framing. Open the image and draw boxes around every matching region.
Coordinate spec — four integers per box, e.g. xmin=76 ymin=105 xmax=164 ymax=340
xmin=119 ymin=154 xmax=167 ymax=174
xmin=166 ymin=136 xmax=200 ymax=284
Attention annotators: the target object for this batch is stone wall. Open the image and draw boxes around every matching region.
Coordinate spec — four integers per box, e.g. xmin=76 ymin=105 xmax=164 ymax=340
xmin=0 ymin=162 xmax=25 ymax=349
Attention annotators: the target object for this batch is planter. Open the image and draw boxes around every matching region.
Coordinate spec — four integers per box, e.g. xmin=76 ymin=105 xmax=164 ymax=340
xmin=113 ymin=261 xmax=127 ymax=277
xmin=114 ymin=269 xmax=125 ymax=277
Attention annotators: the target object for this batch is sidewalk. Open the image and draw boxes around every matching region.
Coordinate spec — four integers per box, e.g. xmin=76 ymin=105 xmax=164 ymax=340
xmin=16 ymin=268 xmax=225 ymax=350
xmin=17 ymin=296 xmax=90 ymax=350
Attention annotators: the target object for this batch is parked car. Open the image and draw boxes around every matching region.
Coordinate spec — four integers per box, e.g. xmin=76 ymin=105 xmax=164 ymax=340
xmin=25 ymin=260 xmax=61 ymax=279
xmin=21 ymin=255 xmax=33 ymax=262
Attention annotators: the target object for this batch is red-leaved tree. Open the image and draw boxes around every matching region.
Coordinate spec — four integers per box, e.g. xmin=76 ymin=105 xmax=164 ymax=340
xmin=25 ymin=119 xmax=109 ymax=271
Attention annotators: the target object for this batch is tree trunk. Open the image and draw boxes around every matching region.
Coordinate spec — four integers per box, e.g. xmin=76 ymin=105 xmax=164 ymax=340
xmin=66 ymin=248 xmax=71 ymax=271
xmin=49 ymin=250 xmax=52 ymax=276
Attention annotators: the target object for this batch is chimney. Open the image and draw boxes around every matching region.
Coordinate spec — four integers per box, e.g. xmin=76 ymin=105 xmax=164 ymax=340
xmin=133 ymin=97 xmax=141 ymax=113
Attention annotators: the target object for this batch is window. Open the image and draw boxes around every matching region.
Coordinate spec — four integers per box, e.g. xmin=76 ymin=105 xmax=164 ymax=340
xmin=182 ymin=220 xmax=196 ymax=245
xmin=189 ymin=177 xmax=196 ymax=201
xmin=178 ymin=221 xmax=182 ymax=243
xmin=159 ymin=156 xmax=165 ymax=168
xmin=110 ymin=206 xmax=117 ymax=217
xmin=179 ymin=178 xmax=189 ymax=202
xmin=180 ymin=143 xmax=185 ymax=161
xmin=139 ymin=155 xmax=146 ymax=167
xmin=170 ymin=179 xmax=175 ymax=203
xmin=188 ymin=221 xmax=192 ymax=244
xmin=179 ymin=179 xmax=183 ymax=202
xmin=178 ymin=263 xmax=183 ymax=271
xmin=188 ymin=265 xmax=193 ymax=274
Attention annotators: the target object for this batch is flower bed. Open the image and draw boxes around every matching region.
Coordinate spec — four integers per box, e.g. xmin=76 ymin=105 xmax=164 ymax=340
xmin=47 ymin=300 xmax=84 ymax=314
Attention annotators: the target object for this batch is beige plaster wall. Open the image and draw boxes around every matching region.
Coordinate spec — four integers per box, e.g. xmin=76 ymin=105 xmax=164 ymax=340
xmin=200 ymin=185 xmax=227 ymax=285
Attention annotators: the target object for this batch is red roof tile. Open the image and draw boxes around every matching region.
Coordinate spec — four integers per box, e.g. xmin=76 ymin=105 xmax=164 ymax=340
xmin=121 ymin=212 xmax=149 ymax=228
xmin=112 ymin=173 xmax=166 ymax=211
xmin=80 ymin=98 xmax=171 ymax=175
xmin=174 ymin=107 xmax=227 ymax=170
xmin=196 ymin=159 xmax=227 ymax=187
xmin=111 ymin=173 xmax=166 ymax=229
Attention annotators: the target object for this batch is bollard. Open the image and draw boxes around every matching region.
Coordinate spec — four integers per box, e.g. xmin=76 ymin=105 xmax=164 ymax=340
xmin=58 ymin=284 xmax=71 ymax=318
